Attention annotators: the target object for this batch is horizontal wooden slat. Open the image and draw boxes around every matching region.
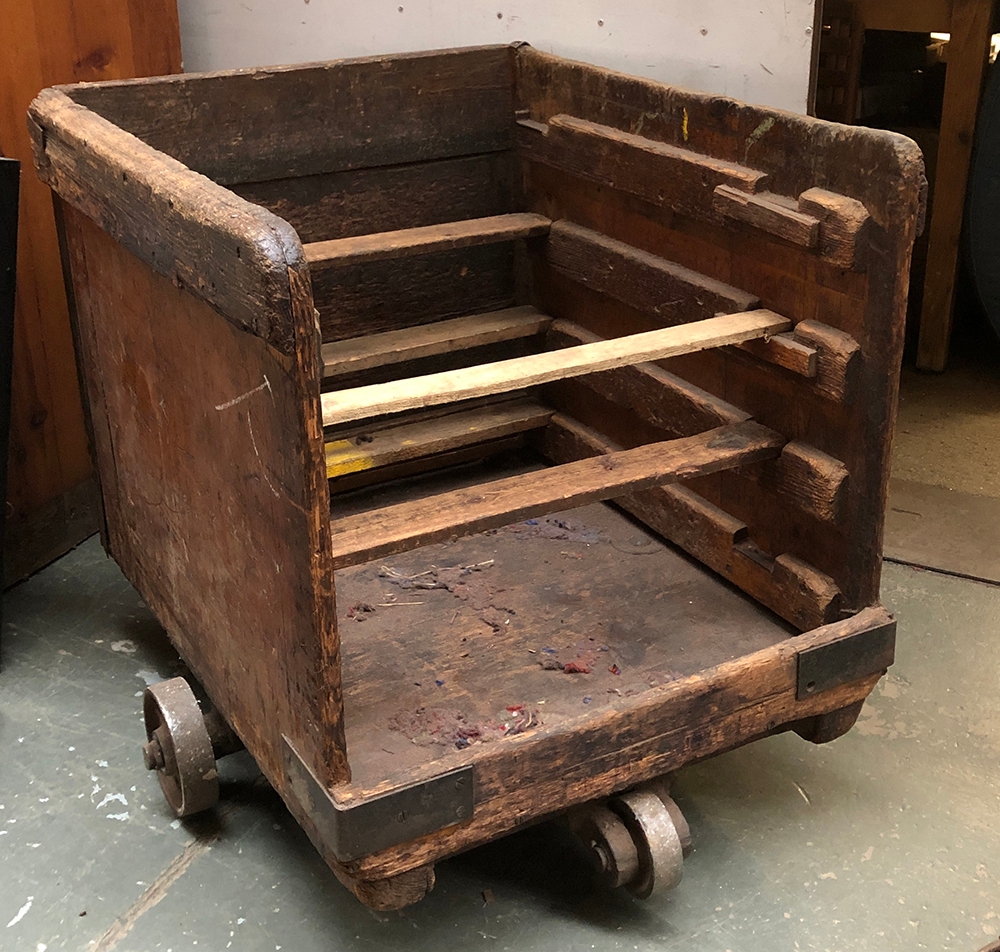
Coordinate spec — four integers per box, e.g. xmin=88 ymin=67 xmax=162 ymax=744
xmin=324 ymin=399 xmax=552 ymax=479
xmin=536 ymin=415 xmax=843 ymax=630
xmin=322 ymin=306 xmax=551 ymax=379
xmin=328 ymin=419 xmax=786 ymax=569
xmin=545 ymin=319 xmax=750 ymax=434
xmin=735 ymin=332 xmax=818 ymax=377
xmin=305 ymin=213 xmax=551 ymax=271
xmin=320 ymin=310 xmax=791 ymax=426
xmin=546 ymin=220 xmax=759 ymax=321
xmin=713 ymin=185 xmax=821 ymax=248
xmin=517 ymin=114 xmax=770 ymax=222
xmin=797 ymin=187 xmax=872 ymax=269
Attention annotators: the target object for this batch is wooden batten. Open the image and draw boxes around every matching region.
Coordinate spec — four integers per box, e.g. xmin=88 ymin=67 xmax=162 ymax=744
xmin=546 ymin=220 xmax=760 ymax=322
xmin=735 ymin=333 xmax=818 ymax=377
xmin=328 ymin=419 xmax=786 ymax=569
xmin=324 ymin=398 xmax=552 ymax=479
xmin=713 ymin=185 xmax=821 ymax=248
xmin=320 ymin=310 xmax=790 ymax=426
xmin=517 ymin=114 xmax=770 ymax=223
xmin=544 ymin=319 xmax=750 ymax=436
xmin=305 ymin=213 xmax=551 ymax=271
xmin=322 ymin=306 xmax=552 ymax=380
xmin=536 ymin=415 xmax=843 ymax=630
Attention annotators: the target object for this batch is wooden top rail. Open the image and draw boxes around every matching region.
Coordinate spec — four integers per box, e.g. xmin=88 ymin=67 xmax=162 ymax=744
xmin=328 ymin=419 xmax=786 ymax=569
xmin=320 ymin=309 xmax=791 ymax=426
xmin=305 ymin=212 xmax=551 ymax=271
xmin=321 ymin=306 xmax=551 ymax=379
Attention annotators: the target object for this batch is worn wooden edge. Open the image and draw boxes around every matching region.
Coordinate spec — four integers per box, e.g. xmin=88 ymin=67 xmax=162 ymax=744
xmin=28 ymin=87 xmax=305 ymax=354
xmin=792 ymin=320 xmax=861 ymax=403
xmin=306 ymin=213 xmax=550 ymax=271
xmin=60 ymin=45 xmax=518 ymax=185
xmin=331 ymin=605 xmax=892 ymax=879
xmin=513 ymin=46 xmax=927 ymax=234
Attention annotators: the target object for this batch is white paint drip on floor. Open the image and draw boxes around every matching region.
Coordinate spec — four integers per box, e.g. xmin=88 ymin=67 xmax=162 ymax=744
xmin=6 ymin=897 xmax=33 ymax=928
xmin=107 ymin=812 xmax=130 ymax=822
xmin=110 ymin=640 xmax=137 ymax=654
xmin=97 ymin=793 xmax=128 ymax=810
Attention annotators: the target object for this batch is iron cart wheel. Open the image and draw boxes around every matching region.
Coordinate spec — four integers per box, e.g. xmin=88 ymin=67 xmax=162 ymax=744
xmin=570 ymin=781 xmax=692 ymax=898
xmin=142 ymin=677 xmax=219 ymax=817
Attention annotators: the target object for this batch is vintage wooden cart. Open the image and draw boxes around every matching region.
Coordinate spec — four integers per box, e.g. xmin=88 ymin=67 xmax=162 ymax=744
xmin=30 ymin=44 xmax=924 ymax=909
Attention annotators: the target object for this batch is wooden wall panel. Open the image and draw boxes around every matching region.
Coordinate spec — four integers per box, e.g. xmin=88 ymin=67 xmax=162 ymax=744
xmin=0 ymin=0 xmax=181 ymax=583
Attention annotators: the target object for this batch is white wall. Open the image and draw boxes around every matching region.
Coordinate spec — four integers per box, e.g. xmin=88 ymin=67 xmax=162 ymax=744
xmin=177 ymin=0 xmax=817 ymax=113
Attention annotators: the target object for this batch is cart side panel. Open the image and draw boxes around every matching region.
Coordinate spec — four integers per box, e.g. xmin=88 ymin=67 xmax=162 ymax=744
xmin=58 ymin=204 xmax=347 ymax=787
xmin=515 ymin=47 xmax=925 ymax=620
xmin=60 ymin=46 xmax=517 ymax=185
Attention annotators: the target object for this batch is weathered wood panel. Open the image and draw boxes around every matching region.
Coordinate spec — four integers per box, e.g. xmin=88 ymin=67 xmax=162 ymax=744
xmin=65 ymin=46 xmax=516 ymax=184
xmin=60 ymin=205 xmax=345 ymax=789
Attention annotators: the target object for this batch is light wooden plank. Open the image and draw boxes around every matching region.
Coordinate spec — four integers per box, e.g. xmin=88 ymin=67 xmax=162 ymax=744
xmin=322 ymin=306 xmax=551 ymax=379
xmin=328 ymin=419 xmax=786 ymax=569
xmin=320 ymin=309 xmax=791 ymax=426
xmin=324 ymin=399 xmax=552 ymax=479
xmin=305 ymin=212 xmax=551 ymax=271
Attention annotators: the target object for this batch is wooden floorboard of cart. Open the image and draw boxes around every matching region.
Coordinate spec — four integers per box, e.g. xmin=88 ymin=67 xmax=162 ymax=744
xmin=334 ymin=493 xmax=795 ymax=792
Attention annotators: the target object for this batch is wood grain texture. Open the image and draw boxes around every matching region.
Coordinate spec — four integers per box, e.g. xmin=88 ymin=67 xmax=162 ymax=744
xmin=60 ymin=206 xmax=346 ymax=789
xmin=324 ymin=399 xmax=551 ymax=479
xmin=2 ymin=0 xmax=180 ymax=577
xmin=29 ymin=89 xmax=305 ymax=353
xmin=544 ymin=319 xmax=750 ymax=435
xmin=306 ymin=213 xmax=550 ymax=270
xmin=516 ymin=44 xmax=925 ymax=613
xmin=66 ymin=45 xmax=515 ymax=185
xmin=321 ymin=310 xmax=790 ymax=426
xmin=517 ymin=113 xmax=770 ymax=221
xmin=546 ymin=219 xmax=760 ymax=322
xmin=340 ymin=606 xmax=890 ymax=880
xmin=735 ymin=332 xmax=818 ymax=377
xmin=791 ymin=320 xmax=860 ymax=403
xmin=322 ymin=306 xmax=551 ymax=379
xmin=797 ymin=187 xmax=872 ymax=270
xmin=713 ymin=185 xmax=820 ymax=248
xmin=328 ymin=420 xmax=785 ymax=569
xmin=536 ymin=414 xmax=843 ymax=630
xmin=233 ymin=151 xmax=517 ymax=245
xmin=313 ymin=243 xmax=516 ymax=343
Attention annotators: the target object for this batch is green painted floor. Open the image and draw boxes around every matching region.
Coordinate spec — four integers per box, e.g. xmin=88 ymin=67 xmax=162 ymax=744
xmin=3 ymin=536 xmax=999 ymax=952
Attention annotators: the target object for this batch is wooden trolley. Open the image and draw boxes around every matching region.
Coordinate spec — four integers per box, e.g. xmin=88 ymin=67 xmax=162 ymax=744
xmin=29 ymin=44 xmax=925 ymax=908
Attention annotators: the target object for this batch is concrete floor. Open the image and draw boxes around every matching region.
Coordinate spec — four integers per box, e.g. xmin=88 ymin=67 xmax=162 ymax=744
xmin=4 ymin=369 xmax=1000 ymax=951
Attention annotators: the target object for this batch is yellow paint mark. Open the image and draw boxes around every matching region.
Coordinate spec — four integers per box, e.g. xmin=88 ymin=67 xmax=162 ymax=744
xmin=325 ymin=439 xmax=375 ymax=478
xmin=682 ymin=108 xmax=689 ymax=142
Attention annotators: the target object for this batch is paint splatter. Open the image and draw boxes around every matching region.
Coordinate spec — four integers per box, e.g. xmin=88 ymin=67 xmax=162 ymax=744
xmin=7 ymin=897 xmax=33 ymax=928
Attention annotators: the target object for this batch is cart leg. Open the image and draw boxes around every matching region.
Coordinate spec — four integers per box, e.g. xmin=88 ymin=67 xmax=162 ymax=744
xmin=142 ymin=676 xmax=242 ymax=817
xmin=569 ymin=779 xmax=692 ymax=898
xmin=792 ymin=699 xmax=867 ymax=745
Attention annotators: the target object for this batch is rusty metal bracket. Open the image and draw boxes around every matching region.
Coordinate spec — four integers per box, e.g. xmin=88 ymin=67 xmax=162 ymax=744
xmin=282 ymin=736 xmax=474 ymax=862
xmin=796 ymin=618 xmax=896 ymax=700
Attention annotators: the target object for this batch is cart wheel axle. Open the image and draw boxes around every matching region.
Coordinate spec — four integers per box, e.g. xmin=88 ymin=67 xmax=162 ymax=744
xmin=570 ymin=781 xmax=692 ymax=898
xmin=143 ymin=677 xmax=222 ymax=818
